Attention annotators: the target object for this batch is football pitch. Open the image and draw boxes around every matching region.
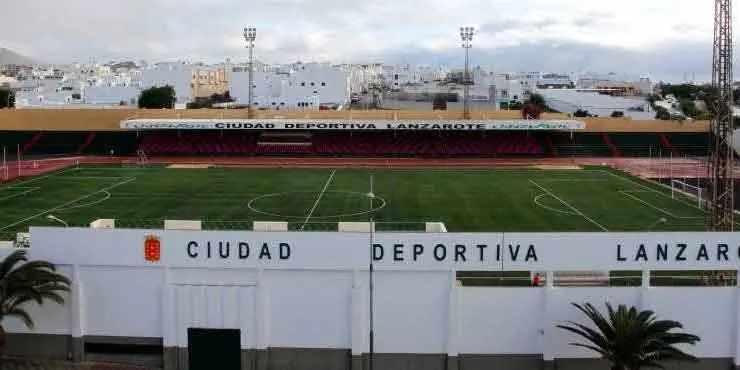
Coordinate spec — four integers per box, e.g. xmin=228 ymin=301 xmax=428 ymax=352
xmin=0 ymin=164 xmax=713 ymax=238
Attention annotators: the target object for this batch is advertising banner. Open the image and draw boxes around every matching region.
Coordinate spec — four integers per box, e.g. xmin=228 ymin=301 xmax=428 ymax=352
xmin=119 ymin=119 xmax=586 ymax=131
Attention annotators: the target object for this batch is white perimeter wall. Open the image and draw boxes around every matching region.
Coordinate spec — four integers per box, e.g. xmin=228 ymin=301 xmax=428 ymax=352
xmin=7 ymin=264 xmax=740 ymax=360
xmin=10 ymin=227 xmax=740 ymax=361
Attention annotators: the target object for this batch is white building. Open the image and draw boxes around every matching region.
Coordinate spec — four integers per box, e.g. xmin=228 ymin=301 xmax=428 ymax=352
xmin=140 ymin=62 xmax=194 ymax=105
xmin=7 ymin=226 xmax=740 ymax=370
xmin=229 ymin=62 xmax=350 ymax=110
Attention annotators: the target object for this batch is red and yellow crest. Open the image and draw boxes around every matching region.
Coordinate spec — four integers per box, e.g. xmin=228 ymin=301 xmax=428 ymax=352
xmin=144 ymin=235 xmax=161 ymax=262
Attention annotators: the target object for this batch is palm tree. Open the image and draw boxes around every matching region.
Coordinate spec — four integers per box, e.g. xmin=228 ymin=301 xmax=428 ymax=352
xmin=0 ymin=250 xmax=71 ymax=354
xmin=557 ymin=302 xmax=700 ymax=370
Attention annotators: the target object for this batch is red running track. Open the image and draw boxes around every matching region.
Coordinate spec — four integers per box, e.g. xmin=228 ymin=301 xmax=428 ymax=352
xmin=0 ymin=155 xmax=734 ymax=182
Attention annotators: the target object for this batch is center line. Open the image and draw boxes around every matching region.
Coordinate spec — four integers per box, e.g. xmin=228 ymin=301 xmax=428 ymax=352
xmin=300 ymin=169 xmax=337 ymax=230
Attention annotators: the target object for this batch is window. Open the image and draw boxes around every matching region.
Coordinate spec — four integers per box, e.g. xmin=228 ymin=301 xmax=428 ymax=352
xmin=456 ymin=271 xmax=532 ymax=287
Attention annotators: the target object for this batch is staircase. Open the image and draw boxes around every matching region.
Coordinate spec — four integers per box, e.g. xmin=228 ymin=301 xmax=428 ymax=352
xmin=77 ymin=133 xmax=96 ymax=154
xmin=600 ymin=133 xmax=620 ymax=157
xmin=659 ymin=134 xmax=680 ymax=157
xmin=21 ymin=133 xmax=42 ymax=155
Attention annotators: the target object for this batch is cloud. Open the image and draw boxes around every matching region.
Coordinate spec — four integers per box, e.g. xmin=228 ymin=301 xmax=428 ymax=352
xmin=379 ymin=40 xmax=719 ymax=83
xmin=0 ymin=0 xmax=731 ymax=79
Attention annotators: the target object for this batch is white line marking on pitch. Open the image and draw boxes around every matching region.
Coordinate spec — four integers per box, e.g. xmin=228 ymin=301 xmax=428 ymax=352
xmin=55 ymin=191 xmax=111 ymax=211
xmin=533 ymin=193 xmax=579 ymax=215
xmin=529 ymin=179 xmax=609 ymax=231
xmin=0 ymin=187 xmax=40 ymax=202
xmin=300 ymin=169 xmax=337 ymax=230
xmin=619 ymin=190 xmax=704 ymax=220
xmin=0 ymin=167 xmax=81 ymax=189
xmin=0 ymin=177 xmax=137 ymax=231
xmin=598 ymin=170 xmax=703 ymax=211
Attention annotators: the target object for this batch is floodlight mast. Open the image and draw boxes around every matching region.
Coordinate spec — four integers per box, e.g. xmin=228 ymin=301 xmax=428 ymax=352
xmin=243 ymin=27 xmax=257 ymax=119
xmin=460 ymin=26 xmax=475 ymax=120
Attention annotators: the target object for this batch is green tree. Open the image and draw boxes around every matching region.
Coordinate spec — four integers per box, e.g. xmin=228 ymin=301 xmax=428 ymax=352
xmin=0 ymin=89 xmax=15 ymax=109
xmin=678 ymin=99 xmax=700 ymax=118
xmin=654 ymin=106 xmax=671 ymax=120
xmin=432 ymin=93 xmax=447 ymax=110
xmin=527 ymin=93 xmax=546 ymax=107
xmin=138 ymin=85 xmax=176 ymax=109
xmin=557 ymin=303 xmax=700 ymax=370
xmin=0 ymin=250 xmax=71 ymax=353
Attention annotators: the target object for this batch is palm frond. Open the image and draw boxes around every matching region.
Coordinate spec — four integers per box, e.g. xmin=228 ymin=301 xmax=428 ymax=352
xmin=6 ymin=308 xmax=33 ymax=330
xmin=0 ymin=252 xmax=71 ymax=329
xmin=558 ymin=302 xmax=701 ymax=370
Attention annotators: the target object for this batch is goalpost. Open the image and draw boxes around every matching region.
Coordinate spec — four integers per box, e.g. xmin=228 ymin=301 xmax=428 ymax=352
xmin=136 ymin=149 xmax=149 ymax=166
xmin=670 ymin=179 xmax=705 ymax=210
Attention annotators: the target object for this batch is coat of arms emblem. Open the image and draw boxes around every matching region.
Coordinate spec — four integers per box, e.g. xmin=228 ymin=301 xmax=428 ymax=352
xmin=144 ymin=235 xmax=161 ymax=262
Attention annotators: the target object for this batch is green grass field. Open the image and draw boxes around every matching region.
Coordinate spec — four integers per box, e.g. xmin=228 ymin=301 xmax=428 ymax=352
xmin=0 ymin=164 xmax=713 ymax=239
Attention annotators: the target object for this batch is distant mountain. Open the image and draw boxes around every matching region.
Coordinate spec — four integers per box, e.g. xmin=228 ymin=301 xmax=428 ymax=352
xmin=0 ymin=48 xmax=36 ymax=66
xmin=373 ymin=40 xmax=716 ymax=83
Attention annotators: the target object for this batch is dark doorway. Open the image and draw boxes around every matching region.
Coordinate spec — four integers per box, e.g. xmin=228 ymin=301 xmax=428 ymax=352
xmin=188 ymin=328 xmax=241 ymax=370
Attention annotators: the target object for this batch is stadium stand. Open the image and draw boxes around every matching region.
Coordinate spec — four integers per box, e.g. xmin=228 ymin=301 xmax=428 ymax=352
xmin=25 ymin=133 xmax=88 ymax=157
xmin=83 ymin=132 xmax=140 ymax=156
xmin=664 ymin=133 xmax=710 ymax=157
xmin=547 ymin=133 xmax=614 ymax=157
xmin=608 ymin=134 xmax=666 ymax=157
xmin=0 ymin=130 xmax=709 ymax=158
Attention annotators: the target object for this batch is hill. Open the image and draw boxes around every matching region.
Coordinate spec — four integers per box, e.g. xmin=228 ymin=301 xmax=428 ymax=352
xmin=0 ymin=48 xmax=36 ymax=65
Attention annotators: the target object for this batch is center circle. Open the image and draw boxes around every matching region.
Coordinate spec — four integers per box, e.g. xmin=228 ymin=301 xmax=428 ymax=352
xmin=247 ymin=190 xmax=387 ymax=219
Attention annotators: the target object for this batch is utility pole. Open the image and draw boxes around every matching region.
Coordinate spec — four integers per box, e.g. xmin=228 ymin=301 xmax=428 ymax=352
xmin=708 ymin=0 xmax=734 ymax=231
xmin=243 ymin=27 xmax=257 ymax=119
xmin=460 ymin=26 xmax=475 ymax=120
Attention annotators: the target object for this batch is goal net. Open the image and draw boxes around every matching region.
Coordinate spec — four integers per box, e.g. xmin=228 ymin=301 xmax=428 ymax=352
xmin=670 ymin=179 xmax=705 ymax=209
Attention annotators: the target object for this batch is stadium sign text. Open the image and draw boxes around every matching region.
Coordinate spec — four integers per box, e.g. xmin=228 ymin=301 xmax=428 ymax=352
xmin=373 ymin=243 xmax=539 ymax=262
xmin=120 ymin=119 xmax=585 ymax=131
xmin=616 ymin=242 xmax=740 ymax=262
xmin=186 ymin=240 xmax=292 ymax=260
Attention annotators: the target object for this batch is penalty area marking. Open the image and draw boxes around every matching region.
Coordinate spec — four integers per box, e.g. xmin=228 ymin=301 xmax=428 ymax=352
xmin=247 ymin=190 xmax=387 ymax=220
xmin=529 ymin=179 xmax=608 ymax=231
xmin=619 ymin=190 xmax=704 ymax=220
xmin=0 ymin=176 xmax=136 ymax=231
xmin=0 ymin=187 xmax=40 ymax=202
xmin=533 ymin=194 xmax=579 ymax=216
xmin=55 ymin=191 xmax=112 ymax=211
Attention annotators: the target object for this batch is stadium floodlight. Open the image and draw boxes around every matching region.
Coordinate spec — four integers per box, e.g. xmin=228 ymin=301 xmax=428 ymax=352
xmin=459 ymin=26 xmax=475 ymax=120
xmin=46 ymin=214 xmax=69 ymax=227
xmin=243 ymin=27 xmax=257 ymax=119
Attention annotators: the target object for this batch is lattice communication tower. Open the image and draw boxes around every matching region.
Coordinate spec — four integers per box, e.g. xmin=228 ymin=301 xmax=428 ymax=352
xmin=708 ymin=0 xmax=735 ymax=231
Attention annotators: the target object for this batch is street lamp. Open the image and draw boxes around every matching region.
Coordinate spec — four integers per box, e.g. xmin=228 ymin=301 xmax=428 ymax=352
xmin=459 ymin=26 xmax=475 ymax=120
xmin=46 ymin=214 xmax=68 ymax=227
xmin=243 ymin=27 xmax=257 ymax=119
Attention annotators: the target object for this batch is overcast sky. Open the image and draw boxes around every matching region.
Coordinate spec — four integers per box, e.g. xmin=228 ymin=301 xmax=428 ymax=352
xmin=0 ymin=0 xmax=732 ymax=81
